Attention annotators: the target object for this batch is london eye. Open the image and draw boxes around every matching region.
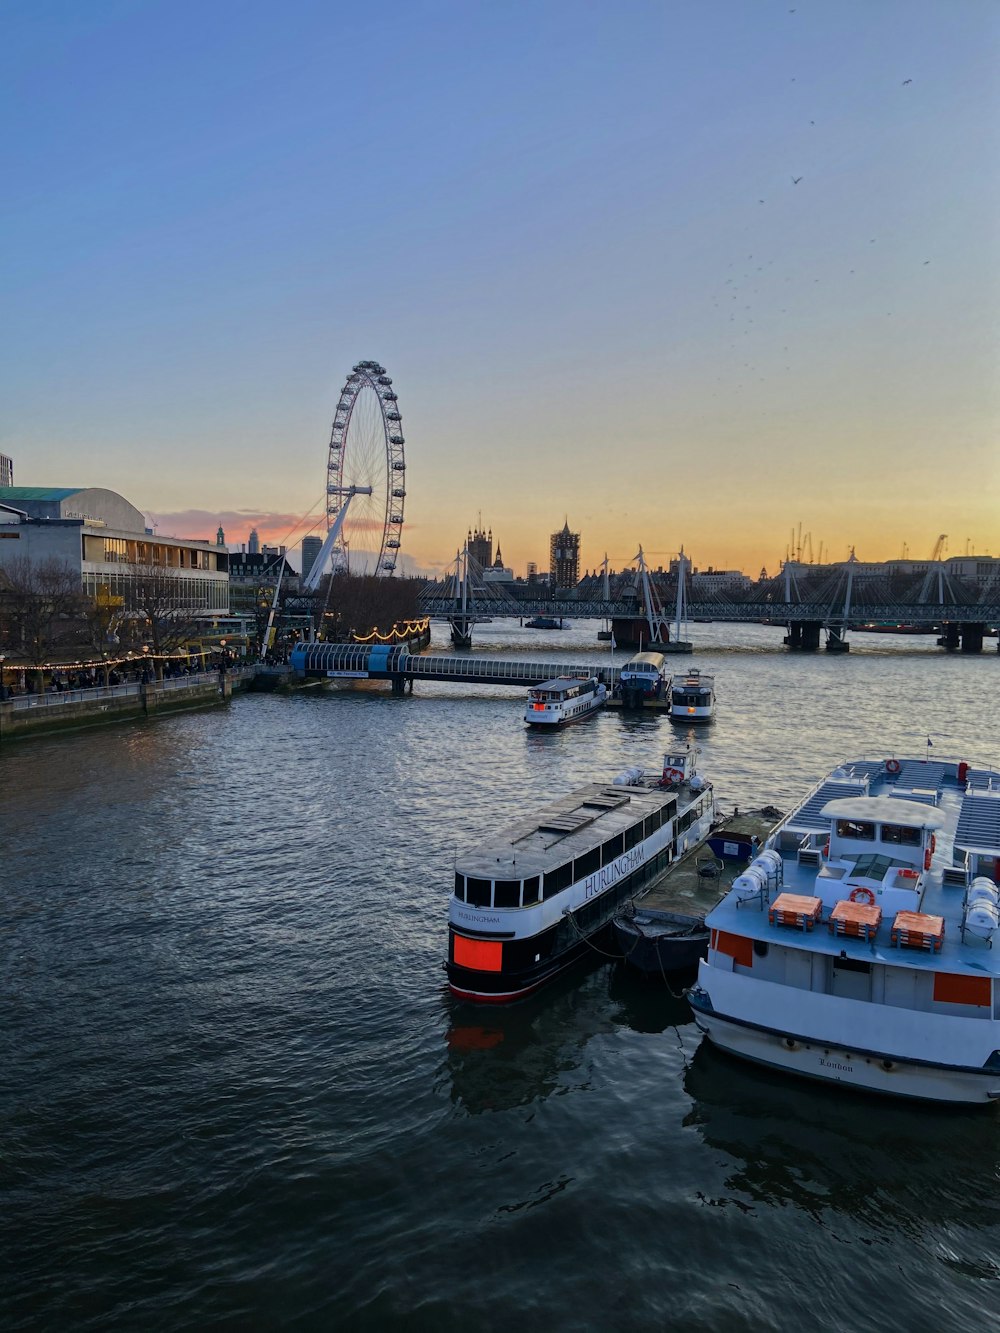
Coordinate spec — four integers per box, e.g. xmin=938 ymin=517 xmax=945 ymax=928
xmin=325 ymin=360 xmax=406 ymax=575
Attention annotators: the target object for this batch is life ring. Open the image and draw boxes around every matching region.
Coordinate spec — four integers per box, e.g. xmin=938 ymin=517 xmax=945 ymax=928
xmin=886 ymin=758 xmax=901 ymax=774
xmin=849 ymin=887 xmax=876 ymax=905
xmin=924 ymin=848 xmax=932 ymax=871
xmin=822 ymin=841 xmax=830 ymax=858
xmin=929 ymin=833 xmax=936 ymax=853
xmin=663 ymin=767 xmax=684 ymax=784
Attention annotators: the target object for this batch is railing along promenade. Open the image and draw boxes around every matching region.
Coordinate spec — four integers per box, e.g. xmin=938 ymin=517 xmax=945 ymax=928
xmin=0 ymin=667 xmax=256 ymax=741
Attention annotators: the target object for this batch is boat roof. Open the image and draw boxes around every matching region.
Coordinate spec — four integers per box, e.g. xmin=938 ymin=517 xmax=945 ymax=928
xmin=531 ymin=676 xmax=591 ymax=692
xmin=820 ymin=795 xmax=947 ymax=829
xmin=456 ymin=780 xmax=682 ymax=880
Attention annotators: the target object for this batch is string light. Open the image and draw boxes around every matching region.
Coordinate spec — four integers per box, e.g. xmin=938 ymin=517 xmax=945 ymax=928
xmin=350 ymin=618 xmax=429 ymax=644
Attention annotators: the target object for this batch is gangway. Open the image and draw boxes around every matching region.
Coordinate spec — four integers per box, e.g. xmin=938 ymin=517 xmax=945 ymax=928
xmin=291 ymin=642 xmax=623 ymax=692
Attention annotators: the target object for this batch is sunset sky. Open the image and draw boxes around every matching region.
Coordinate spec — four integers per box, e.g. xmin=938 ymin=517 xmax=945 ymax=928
xmin=2 ymin=1 xmax=998 ymax=576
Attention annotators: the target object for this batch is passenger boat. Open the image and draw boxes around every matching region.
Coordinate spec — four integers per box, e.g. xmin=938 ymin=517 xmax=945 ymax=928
xmin=524 ymin=676 xmax=607 ymax=728
xmin=525 ymin=615 xmax=564 ymax=630
xmin=446 ymin=746 xmax=717 ymax=1002
xmin=670 ymin=669 xmax=715 ymax=721
xmin=613 ymin=809 xmax=778 ymax=976
xmin=616 ymin=651 xmax=666 ymax=704
xmin=689 ymin=755 xmax=1000 ymax=1103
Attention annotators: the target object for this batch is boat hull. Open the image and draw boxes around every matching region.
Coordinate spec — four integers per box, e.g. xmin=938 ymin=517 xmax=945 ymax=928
xmin=525 ymin=699 xmax=605 ymax=728
xmin=614 ymin=914 xmax=708 ymax=974
xmin=689 ymin=992 xmax=1000 ymax=1104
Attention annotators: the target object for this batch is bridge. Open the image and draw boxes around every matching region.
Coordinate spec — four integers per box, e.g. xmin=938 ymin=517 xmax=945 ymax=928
xmin=417 ymin=557 xmax=1000 ymax=653
xmin=290 ymin=642 xmax=624 ymax=692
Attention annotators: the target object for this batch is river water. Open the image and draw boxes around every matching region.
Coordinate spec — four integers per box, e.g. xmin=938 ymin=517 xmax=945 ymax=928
xmin=3 ymin=621 xmax=999 ymax=1331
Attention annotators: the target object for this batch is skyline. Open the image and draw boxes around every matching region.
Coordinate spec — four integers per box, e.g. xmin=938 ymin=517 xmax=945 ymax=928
xmin=3 ymin=1 xmax=998 ymax=577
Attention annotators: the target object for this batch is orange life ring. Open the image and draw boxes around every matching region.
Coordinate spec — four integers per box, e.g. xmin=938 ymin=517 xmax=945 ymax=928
xmin=822 ymin=841 xmax=830 ymax=858
xmin=924 ymin=848 xmax=932 ymax=870
xmin=886 ymin=758 xmax=901 ymax=774
xmin=663 ymin=767 xmax=684 ymax=784
xmin=849 ymin=886 xmax=876 ymax=905
xmin=929 ymin=833 xmax=936 ymax=853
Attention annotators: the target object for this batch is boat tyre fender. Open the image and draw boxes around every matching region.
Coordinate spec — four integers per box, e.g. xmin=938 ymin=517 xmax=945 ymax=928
xmin=924 ymin=848 xmax=932 ymax=871
xmin=886 ymin=758 xmax=901 ymax=774
xmin=849 ymin=886 xmax=876 ymax=906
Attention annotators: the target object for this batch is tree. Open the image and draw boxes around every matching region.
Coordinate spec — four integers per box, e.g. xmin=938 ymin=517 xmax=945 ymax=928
xmin=125 ymin=555 xmax=204 ymax=677
xmin=0 ymin=556 xmax=85 ymax=687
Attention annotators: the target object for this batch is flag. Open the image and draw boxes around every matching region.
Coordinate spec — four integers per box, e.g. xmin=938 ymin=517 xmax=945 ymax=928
xmin=611 ymin=633 xmax=617 ymax=650
xmin=927 ymin=737 xmax=933 ymax=747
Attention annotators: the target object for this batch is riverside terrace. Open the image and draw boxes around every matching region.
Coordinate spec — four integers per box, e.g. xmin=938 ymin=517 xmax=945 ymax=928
xmin=417 ymin=560 xmax=1000 ymax=653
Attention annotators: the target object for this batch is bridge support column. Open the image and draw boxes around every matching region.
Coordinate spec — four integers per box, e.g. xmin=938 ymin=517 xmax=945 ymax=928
xmin=390 ymin=674 xmax=407 ymax=696
xmin=785 ymin=622 xmax=820 ymax=651
xmin=960 ymin=623 xmax=985 ymax=654
xmin=449 ymin=616 xmax=473 ymax=649
xmin=826 ymin=627 xmax=850 ymax=653
xmin=783 ymin=623 xmax=801 ymax=650
xmin=937 ymin=623 xmax=960 ymax=652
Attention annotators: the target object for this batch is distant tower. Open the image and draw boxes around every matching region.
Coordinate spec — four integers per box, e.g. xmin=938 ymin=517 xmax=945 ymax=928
xmin=549 ymin=519 xmax=580 ymax=589
xmin=467 ymin=518 xmax=493 ymax=569
xmin=216 ymin=525 xmax=226 ymax=547
xmin=526 ymin=561 xmax=538 ymax=579
xmin=493 ymin=544 xmax=504 ymax=569
xmin=301 ymin=535 xmax=323 ymax=580
xmin=248 ymin=527 xmax=260 ymax=555
xmin=0 ymin=453 xmax=12 ymax=487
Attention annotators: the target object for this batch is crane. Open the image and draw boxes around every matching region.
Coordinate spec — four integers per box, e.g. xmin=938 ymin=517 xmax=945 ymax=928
xmin=929 ymin=534 xmax=948 ymax=562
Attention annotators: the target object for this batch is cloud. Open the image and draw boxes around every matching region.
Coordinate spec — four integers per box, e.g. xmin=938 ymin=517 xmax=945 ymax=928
xmin=147 ymin=509 xmax=323 ymax=546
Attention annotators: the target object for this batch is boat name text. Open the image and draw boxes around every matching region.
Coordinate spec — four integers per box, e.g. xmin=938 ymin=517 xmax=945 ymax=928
xmin=584 ymin=845 xmax=649 ymax=899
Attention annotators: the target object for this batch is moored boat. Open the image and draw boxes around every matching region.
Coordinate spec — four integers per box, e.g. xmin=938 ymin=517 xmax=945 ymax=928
xmin=689 ymin=755 xmax=1000 ymax=1103
xmin=525 ymin=676 xmax=607 ymax=727
xmin=525 ymin=615 xmax=564 ymax=630
xmin=669 ymin=669 xmax=715 ymax=721
xmin=446 ymin=745 xmax=717 ymax=1002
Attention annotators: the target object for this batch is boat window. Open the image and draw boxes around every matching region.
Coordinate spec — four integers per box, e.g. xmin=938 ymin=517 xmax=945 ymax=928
xmin=836 ymin=819 xmax=875 ymax=841
xmin=643 ymin=810 xmax=662 ymax=838
xmin=602 ymin=833 xmax=625 ymax=864
xmin=494 ymin=879 xmax=521 ymax=908
xmin=880 ymin=823 xmax=921 ymax=846
xmin=544 ymin=863 xmax=573 ymax=898
xmin=466 ymin=877 xmax=492 ymax=907
xmin=454 ymin=873 xmax=465 ymax=901
xmin=624 ymin=823 xmax=644 ymax=851
xmin=522 ymin=876 xmax=540 ymax=905
xmin=574 ymin=848 xmax=600 ymax=879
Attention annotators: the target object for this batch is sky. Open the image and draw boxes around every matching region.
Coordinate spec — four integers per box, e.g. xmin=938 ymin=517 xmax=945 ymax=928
xmin=2 ymin=0 xmax=998 ymax=577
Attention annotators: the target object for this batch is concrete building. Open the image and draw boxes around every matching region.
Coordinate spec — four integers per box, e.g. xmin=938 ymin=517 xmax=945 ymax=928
xmin=550 ymin=520 xmax=581 ymax=590
xmin=0 ymin=454 xmax=12 ymax=488
xmin=301 ymin=535 xmax=323 ymax=580
xmin=0 ymin=486 xmax=229 ymax=612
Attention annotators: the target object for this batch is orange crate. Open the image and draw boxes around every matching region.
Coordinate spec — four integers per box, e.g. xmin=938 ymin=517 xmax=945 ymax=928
xmin=769 ymin=892 xmax=822 ymax=931
xmin=829 ymin=900 xmax=882 ymax=941
xmin=890 ymin=910 xmax=944 ymax=953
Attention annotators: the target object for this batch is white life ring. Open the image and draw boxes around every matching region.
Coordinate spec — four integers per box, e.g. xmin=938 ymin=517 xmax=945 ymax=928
xmin=663 ymin=767 xmax=684 ymax=784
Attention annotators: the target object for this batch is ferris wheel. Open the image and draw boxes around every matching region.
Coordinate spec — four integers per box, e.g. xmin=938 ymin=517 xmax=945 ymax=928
xmin=325 ymin=360 xmax=406 ymax=575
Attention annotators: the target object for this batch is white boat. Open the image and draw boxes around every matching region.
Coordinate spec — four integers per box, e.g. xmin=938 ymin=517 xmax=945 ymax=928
xmin=670 ymin=669 xmax=715 ymax=720
xmin=689 ymin=755 xmax=1000 ymax=1103
xmin=525 ymin=676 xmax=607 ymax=727
xmin=447 ymin=745 xmax=717 ymax=1002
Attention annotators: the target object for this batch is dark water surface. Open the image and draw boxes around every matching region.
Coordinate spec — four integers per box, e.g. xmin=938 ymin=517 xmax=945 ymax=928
xmin=3 ymin=622 xmax=999 ymax=1330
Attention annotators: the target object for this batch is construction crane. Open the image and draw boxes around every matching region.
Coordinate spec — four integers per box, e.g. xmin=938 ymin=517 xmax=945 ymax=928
xmin=929 ymin=534 xmax=948 ymax=562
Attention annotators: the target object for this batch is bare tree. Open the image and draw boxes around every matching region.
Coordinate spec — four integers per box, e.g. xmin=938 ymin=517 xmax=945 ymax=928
xmin=125 ymin=556 xmax=203 ymax=678
xmin=0 ymin=556 xmax=85 ymax=688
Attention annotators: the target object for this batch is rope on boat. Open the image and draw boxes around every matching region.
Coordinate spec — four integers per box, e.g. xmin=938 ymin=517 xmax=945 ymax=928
xmin=561 ymin=906 xmax=693 ymax=1000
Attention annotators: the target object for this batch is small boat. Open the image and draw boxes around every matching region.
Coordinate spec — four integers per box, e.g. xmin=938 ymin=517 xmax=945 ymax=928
xmin=446 ymin=744 xmax=717 ymax=1002
xmin=690 ymin=754 xmax=1000 ymax=1103
xmin=615 ymin=906 xmax=708 ymax=973
xmin=669 ymin=669 xmax=715 ymax=721
xmin=613 ymin=810 xmax=778 ymax=976
xmin=525 ymin=615 xmax=564 ymax=629
xmin=525 ymin=676 xmax=607 ymax=727
xmin=616 ymin=651 xmax=666 ymax=705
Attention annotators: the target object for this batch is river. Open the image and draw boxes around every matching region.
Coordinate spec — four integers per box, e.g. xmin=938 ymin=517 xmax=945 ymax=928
xmin=3 ymin=621 xmax=999 ymax=1330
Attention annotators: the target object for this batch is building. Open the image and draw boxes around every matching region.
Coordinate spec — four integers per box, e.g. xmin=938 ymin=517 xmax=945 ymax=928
xmin=482 ymin=544 xmax=515 ymax=585
xmin=0 ymin=454 xmax=12 ymax=488
xmin=467 ymin=522 xmax=493 ymax=570
xmin=227 ymin=549 xmax=296 ymax=617
xmin=549 ymin=520 xmax=581 ymax=590
xmin=0 ymin=485 xmax=229 ymax=613
xmin=248 ymin=527 xmax=260 ymax=555
xmin=301 ymin=535 xmax=323 ymax=580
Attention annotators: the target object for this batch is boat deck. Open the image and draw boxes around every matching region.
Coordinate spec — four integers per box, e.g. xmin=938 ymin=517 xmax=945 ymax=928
xmin=632 ymin=812 xmax=778 ymax=917
xmin=707 ymin=763 xmax=1000 ymax=980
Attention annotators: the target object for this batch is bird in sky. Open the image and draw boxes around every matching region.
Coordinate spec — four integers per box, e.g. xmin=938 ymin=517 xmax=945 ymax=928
xmin=902 ymin=78 xmax=912 ymax=85
xmin=792 ymin=176 xmax=803 ymax=184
